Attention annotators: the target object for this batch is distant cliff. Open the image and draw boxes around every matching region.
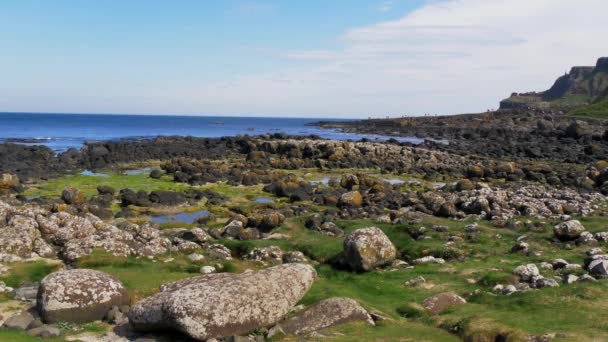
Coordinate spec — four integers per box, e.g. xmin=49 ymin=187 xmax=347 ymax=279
xmin=500 ymin=57 xmax=608 ymax=111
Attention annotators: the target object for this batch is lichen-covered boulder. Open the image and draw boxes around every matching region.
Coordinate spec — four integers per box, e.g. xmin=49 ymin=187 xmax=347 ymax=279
xmin=37 ymin=269 xmax=130 ymax=323
xmin=513 ymin=264 xmax=540 ymax=282
xmin=343 ymin=227 xmax=396 ymax=272
xmin=0 ymin=214 xmax=40 ymax=257
xmin=277 ymin=297 xmax=374 ymax=335
xmin=128 ymin=263 xmax=316 ymax=340
xmin=554 ymin=220 xmax=586 ymax=241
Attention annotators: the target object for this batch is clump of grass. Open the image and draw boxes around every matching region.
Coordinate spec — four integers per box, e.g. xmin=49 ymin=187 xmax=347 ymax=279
xmin=0 ymin=261 xmax=61 ymax=288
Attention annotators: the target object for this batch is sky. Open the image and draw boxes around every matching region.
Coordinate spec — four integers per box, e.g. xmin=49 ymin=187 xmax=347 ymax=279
xmin=0 ymin=0 xmax=607 ymax=118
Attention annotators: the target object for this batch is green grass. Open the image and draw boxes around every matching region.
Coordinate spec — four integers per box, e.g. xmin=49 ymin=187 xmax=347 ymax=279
xmin=272 ymin=216 xmax=608 ymax=340
xmin=281 ymin=320 xmax=460 ymax=342
xmin=24 ymin=173 xmax=190 ymax=198
xmin=0 ymin=331 xmax=65 ymax=342
xmin=74 ymin=249 xmax=260 ymax=301
xmin=0 ymin=261 xmax=62 ymax=288
xmin=75 ymin=250 xmax=198 ymax=300
xmin=569 ymin=97 xmax=608 ymax=119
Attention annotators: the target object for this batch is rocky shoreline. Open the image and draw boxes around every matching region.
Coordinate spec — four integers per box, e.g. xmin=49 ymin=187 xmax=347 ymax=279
xmin=0 ymin=125 xmax=607 ymax=340
xmin=316 ymin=108 xmax=608 ymax=163
xmin=1 ymin=92 xmax=608 ymax=341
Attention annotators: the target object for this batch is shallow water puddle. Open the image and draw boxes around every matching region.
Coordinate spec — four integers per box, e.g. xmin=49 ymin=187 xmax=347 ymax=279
xmin=149 ymin=209 xmax=210 ymax=224
xmin=80 ymin=170 xmax=109 ymax=177
xmin=254 ymin=197 xmax=275 ymax=204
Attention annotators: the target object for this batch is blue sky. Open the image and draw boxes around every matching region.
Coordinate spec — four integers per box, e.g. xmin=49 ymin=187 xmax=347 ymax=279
xmin=1 ymin=0 xmax=607 ymax=117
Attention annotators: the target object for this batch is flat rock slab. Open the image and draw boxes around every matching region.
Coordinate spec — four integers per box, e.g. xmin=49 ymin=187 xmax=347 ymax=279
xmin=278 ymin=297 xmax=374 ymax=335
xmin=128 ymin=263 xmax=316 ymax=341
xmin=422 ymin=292 xmax=466 ymax=315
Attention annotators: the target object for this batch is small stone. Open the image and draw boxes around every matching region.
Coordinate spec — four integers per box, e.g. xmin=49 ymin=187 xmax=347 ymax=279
xmin=578 ymin=274 xmax=597 ymax=282
xmin=535 ymin=278 xmax=559 ymax=288
xmin=564 ymin=274 xmax=579 ymax=284
xmin=413 ymin=256 xmax=445 ymax=265
xmin=551 ymin=259 xmax=569 ymax=269
xmin=200 ymin=266 xmax=217 ymax=274
xmin=502 ymin=285 xmax=517 ymax=295
xmin=404 ymin=276 xmax=426 ymax=287
xmin=2 ymin=311 xmax=35 ymax=330
xmin=513 ymin=264 xmax=539 ymax=282
xmin=587 ymin=248 xmax=603 ymax=256
xmin=188 ymin=253 xmax=205 ymax=262
xmin=27 ymin=325 xmax=61 ymax=338
xmin=422 ymin=292 xmax=466 ymax=315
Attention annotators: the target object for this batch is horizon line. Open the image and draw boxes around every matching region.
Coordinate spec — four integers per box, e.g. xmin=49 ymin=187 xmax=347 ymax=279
xmin=0 ymin=110 xmax=368 ymax=120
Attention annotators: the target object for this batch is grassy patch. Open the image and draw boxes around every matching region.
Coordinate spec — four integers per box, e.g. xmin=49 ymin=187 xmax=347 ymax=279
xmin=0 ymin=331 xmax=65 ymax=342
xmin=24 ymin=173 xmax=189 ymax=198
xmin=0 ymin=261 xmax=62 ymax=288
xmin=569 ymin=97 xmax=608 ymax=119
xmin=74 ymin=250 xmax=260 ymax=301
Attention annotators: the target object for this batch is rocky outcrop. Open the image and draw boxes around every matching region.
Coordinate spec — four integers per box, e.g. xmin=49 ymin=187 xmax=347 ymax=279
xmin=277 ymin=297 xmax=374 ymax=335
xmin=37 ymin=269 xmax=130 ymax=323
xmin=343 ymin=227 xmax=396 ymax=272
xmin=128 ymin=263 xmax=316 ymax=340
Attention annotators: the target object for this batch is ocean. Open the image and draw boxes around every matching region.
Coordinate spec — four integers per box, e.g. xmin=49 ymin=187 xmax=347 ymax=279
xmin=0 ymin=112 xmax=421 ymax=152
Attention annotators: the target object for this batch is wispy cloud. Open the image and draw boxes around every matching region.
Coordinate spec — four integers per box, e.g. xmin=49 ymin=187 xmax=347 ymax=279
xmin=186 ymin=0 xmax=608 ymax=117
xmin=378 ymin=1 xmax=394 ymax=12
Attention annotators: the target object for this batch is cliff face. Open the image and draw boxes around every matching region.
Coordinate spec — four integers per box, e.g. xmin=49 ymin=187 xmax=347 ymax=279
xmin=500 ymin=57 xmax=608 ymax=110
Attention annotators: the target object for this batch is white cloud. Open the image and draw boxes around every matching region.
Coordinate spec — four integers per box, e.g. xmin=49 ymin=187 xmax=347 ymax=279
xmin=378 ymin=1 xmax=394 ymax=12
xmin=186 ymin=0 xmax=608 ymax=118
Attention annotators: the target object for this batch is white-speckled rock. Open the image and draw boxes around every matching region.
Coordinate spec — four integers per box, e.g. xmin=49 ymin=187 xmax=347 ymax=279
xmin=553 ymin=220 xmax=586 ymax=241
xmin=128 ymin=263 xmax=316 ymax=340
xmin=343 ymin=227 xmax=396 ymax=272
xmin=277 ymin=297 xmax=374 ymax=335
xmin=38 ymin=269 xmax=130 ymax=323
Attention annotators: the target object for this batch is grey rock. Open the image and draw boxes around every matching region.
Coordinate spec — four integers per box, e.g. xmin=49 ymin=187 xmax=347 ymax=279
xmin=14 ymin=283 xmax=39 ymax=302
xmin=513 ymin=264 xmax=539 ymax=282
xmin=413 ymin=256 xmax=445 ymax=265
xmin=535 ymin=278 xmax=559 ymax=288
xmin=38 ymin=269 xmax=130 ymax=323
xmin=27 ymin=325 xmax=61 ymax=338
xmin=343 ymin=227 xmax=396 ymax=272
xmin=277 ymin=297 xmax=374 ymax=335
xmin=422 ymin=292 xmax=466 ymax=315
xmin=553 ymin=220 xmax=586 ymax=241
xmin=2 ymin=311 xmax=35 ymax=330
xmin=128 ymin=263 xmax=316 ymax=341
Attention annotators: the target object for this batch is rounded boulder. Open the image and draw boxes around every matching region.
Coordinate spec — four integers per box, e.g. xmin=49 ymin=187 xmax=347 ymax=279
xmin=554 ymin=220 xmax=586 ymax=241
xmin=343 ymin=227 xmax=397 ymax=272
xmin=37 ymin=269 xmax=129 ymax=323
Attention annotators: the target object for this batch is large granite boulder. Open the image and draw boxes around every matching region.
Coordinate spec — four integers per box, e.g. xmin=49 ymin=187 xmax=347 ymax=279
xmin=343 ymin=227 xmax=396 ymax=272
xmin=277 ymin=297 xmax=374 ymax=335
xmin=37 ymin=269 xmax=130 ymax=323
xmin=128 ymin=263 xmax=316 ymax=340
